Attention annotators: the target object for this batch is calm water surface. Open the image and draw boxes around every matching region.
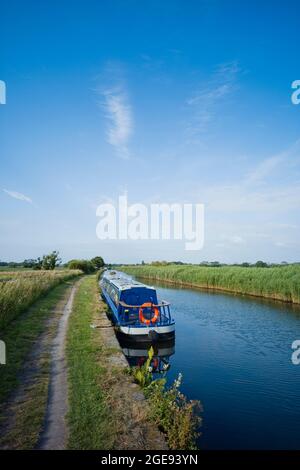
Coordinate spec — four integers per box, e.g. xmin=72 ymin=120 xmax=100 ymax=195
xmin=139 ymin=280 xmax=300 ymax=449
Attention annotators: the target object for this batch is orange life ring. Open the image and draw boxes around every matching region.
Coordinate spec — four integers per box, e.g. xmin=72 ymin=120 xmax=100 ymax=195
xmin=139 ymin=302 xmax=159 ymax=325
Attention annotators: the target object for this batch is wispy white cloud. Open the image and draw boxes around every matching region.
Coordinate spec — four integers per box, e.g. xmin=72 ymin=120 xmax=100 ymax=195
xmin=197 ymin=139 xmax=300 ymax=214
xmin=98 ymin=82 xmax=133 ymax=159
xmin=245 ymin=139 xmax=300 ymax=185
xmin=186 ymin=61 xmax=241 ymax=135
xmin=3 ymin=189 xmax=32 ymax=204
xmin=228 ymin=235 xmax=245 ymax=244
xmin=183 ymin=139 xmax=300 ymax=255
xmin=215 ymin=235 xmax=245 ymax=247
xmin=245 ymin=154 xmax=284 ymax=185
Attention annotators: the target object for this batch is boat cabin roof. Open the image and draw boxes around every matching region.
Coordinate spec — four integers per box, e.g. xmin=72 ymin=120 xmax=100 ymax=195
xmin=102 ymin=270 xmax=154 ymax=292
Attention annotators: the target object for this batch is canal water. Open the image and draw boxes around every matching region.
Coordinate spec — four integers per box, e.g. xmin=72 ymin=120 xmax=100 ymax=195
xmin=126 ymin=279 xmax=300 ymax=449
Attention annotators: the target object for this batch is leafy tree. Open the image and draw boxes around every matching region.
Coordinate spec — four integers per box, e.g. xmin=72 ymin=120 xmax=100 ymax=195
xmin=68 ymin=259 xmax=95 ymax=273
xmin=90 ymin=256 xmax=105 ymax=270
xmin=42 ymin=251 xmax=62 ymax=270
xmin=23 ymin=259 xmax=37 ymax=268
xmin=255 ymin=260 xmax=268 ymax=268
xmin=33 ymin=257 xmax=43 ymax=270
xmin=151 ymin=260 xmax=169 ymax=266
xmin=8 ymin=262 xmax=18 ymax=268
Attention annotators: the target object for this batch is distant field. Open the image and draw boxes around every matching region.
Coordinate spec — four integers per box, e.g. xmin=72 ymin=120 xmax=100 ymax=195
xmin=0 ymin=270 xmax=82 ymax=329
xmin=0 ymin=267 xmax=26 ymax=272
xmin=120 ymin=264 xmax=300 ymax=304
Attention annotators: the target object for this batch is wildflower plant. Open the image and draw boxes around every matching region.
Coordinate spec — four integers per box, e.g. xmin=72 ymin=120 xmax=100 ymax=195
xmin=133 ymin=348 xmax=202 ymax=450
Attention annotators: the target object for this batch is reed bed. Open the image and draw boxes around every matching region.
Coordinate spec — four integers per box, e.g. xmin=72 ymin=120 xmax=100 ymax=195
xmin=120 ymin=265 xmax=300 ymax=304
xmin=0 ymin=270 xmax=81 ymax=329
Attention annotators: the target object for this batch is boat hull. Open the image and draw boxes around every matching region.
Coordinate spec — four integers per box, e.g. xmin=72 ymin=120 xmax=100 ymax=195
xmin=116 ymin=324 xmax=175 ymax=343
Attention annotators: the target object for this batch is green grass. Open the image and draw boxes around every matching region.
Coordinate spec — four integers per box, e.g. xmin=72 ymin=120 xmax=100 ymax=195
xmin=120 ymin=264 xmax=300 ymax=304
xmin=66 ymin=275 xmax=115 ymax=449
xmin=67 ymin=275 xmax=174 ymax=450
xmin=0 ymin=269 xmax=81 ymax=329
xmin=0 ymin=267 xmax=26 ymax=271
xmin=0 ymin=280 xmax=75 ymax=448
xmin=133 ymin=348 xmax=201 ymax=450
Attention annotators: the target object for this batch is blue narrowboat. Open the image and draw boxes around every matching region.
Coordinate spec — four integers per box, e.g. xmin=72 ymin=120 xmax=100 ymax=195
xmin=100 ymin=270 xmax=175 ymax=342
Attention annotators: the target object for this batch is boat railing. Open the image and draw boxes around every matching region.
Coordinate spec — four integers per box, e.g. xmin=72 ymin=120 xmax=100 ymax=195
xmin=118 ymin=300 xmax=172 ymax=325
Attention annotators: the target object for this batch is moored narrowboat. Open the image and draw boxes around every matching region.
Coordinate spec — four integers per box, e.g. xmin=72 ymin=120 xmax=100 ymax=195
xmin=100 ymin=270 xmax=175 ymax=342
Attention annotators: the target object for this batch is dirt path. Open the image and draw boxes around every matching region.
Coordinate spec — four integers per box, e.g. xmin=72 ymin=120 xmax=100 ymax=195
xmin=1 ymin=275 xmax=166 ymax=450
xmin=0 ymin=280 xmax=80 ymax=450
xmin=38 ymin=283 xmax=78 ymax=450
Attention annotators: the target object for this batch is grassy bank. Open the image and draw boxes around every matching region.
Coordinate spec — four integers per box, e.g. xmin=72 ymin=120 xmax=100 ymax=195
xmin=133 ymin=349 xmax=201 ymax=449
xmin=0 ymin=280 xmax=76 ymax=449
xmin=120 ymin=264 xmax=300 ymax=304
xmin=66 ymin=275 xmax=116 ymax=449
xmin=67 ymin=275 xmax=169 ymax=450
xmin=0 ymin=269 xmax=81 ymax=329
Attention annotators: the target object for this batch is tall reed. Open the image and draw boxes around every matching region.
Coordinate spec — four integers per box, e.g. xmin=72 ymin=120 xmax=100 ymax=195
xmin=0 ymin=270 xmax=81 ymax=329
xmin=120 ymin=264 xmax=300 ymax=304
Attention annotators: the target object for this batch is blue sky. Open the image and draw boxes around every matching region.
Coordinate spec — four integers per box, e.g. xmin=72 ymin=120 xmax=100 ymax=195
xmin=0 ymin=0 xmax=300 ymax=264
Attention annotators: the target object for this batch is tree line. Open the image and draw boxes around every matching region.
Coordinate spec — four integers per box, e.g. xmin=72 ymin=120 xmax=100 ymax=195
xmin=0 ymin=251 xmax=105 ymax=273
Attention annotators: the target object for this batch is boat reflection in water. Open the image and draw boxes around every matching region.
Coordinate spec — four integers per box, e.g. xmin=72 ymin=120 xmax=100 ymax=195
xmin=118 ymin=337 xmax=175 ymax=375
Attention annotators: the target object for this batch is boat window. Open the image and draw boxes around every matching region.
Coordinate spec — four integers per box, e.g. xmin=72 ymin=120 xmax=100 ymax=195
xmin=106 ymin=284 xmax=119 ymax=307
